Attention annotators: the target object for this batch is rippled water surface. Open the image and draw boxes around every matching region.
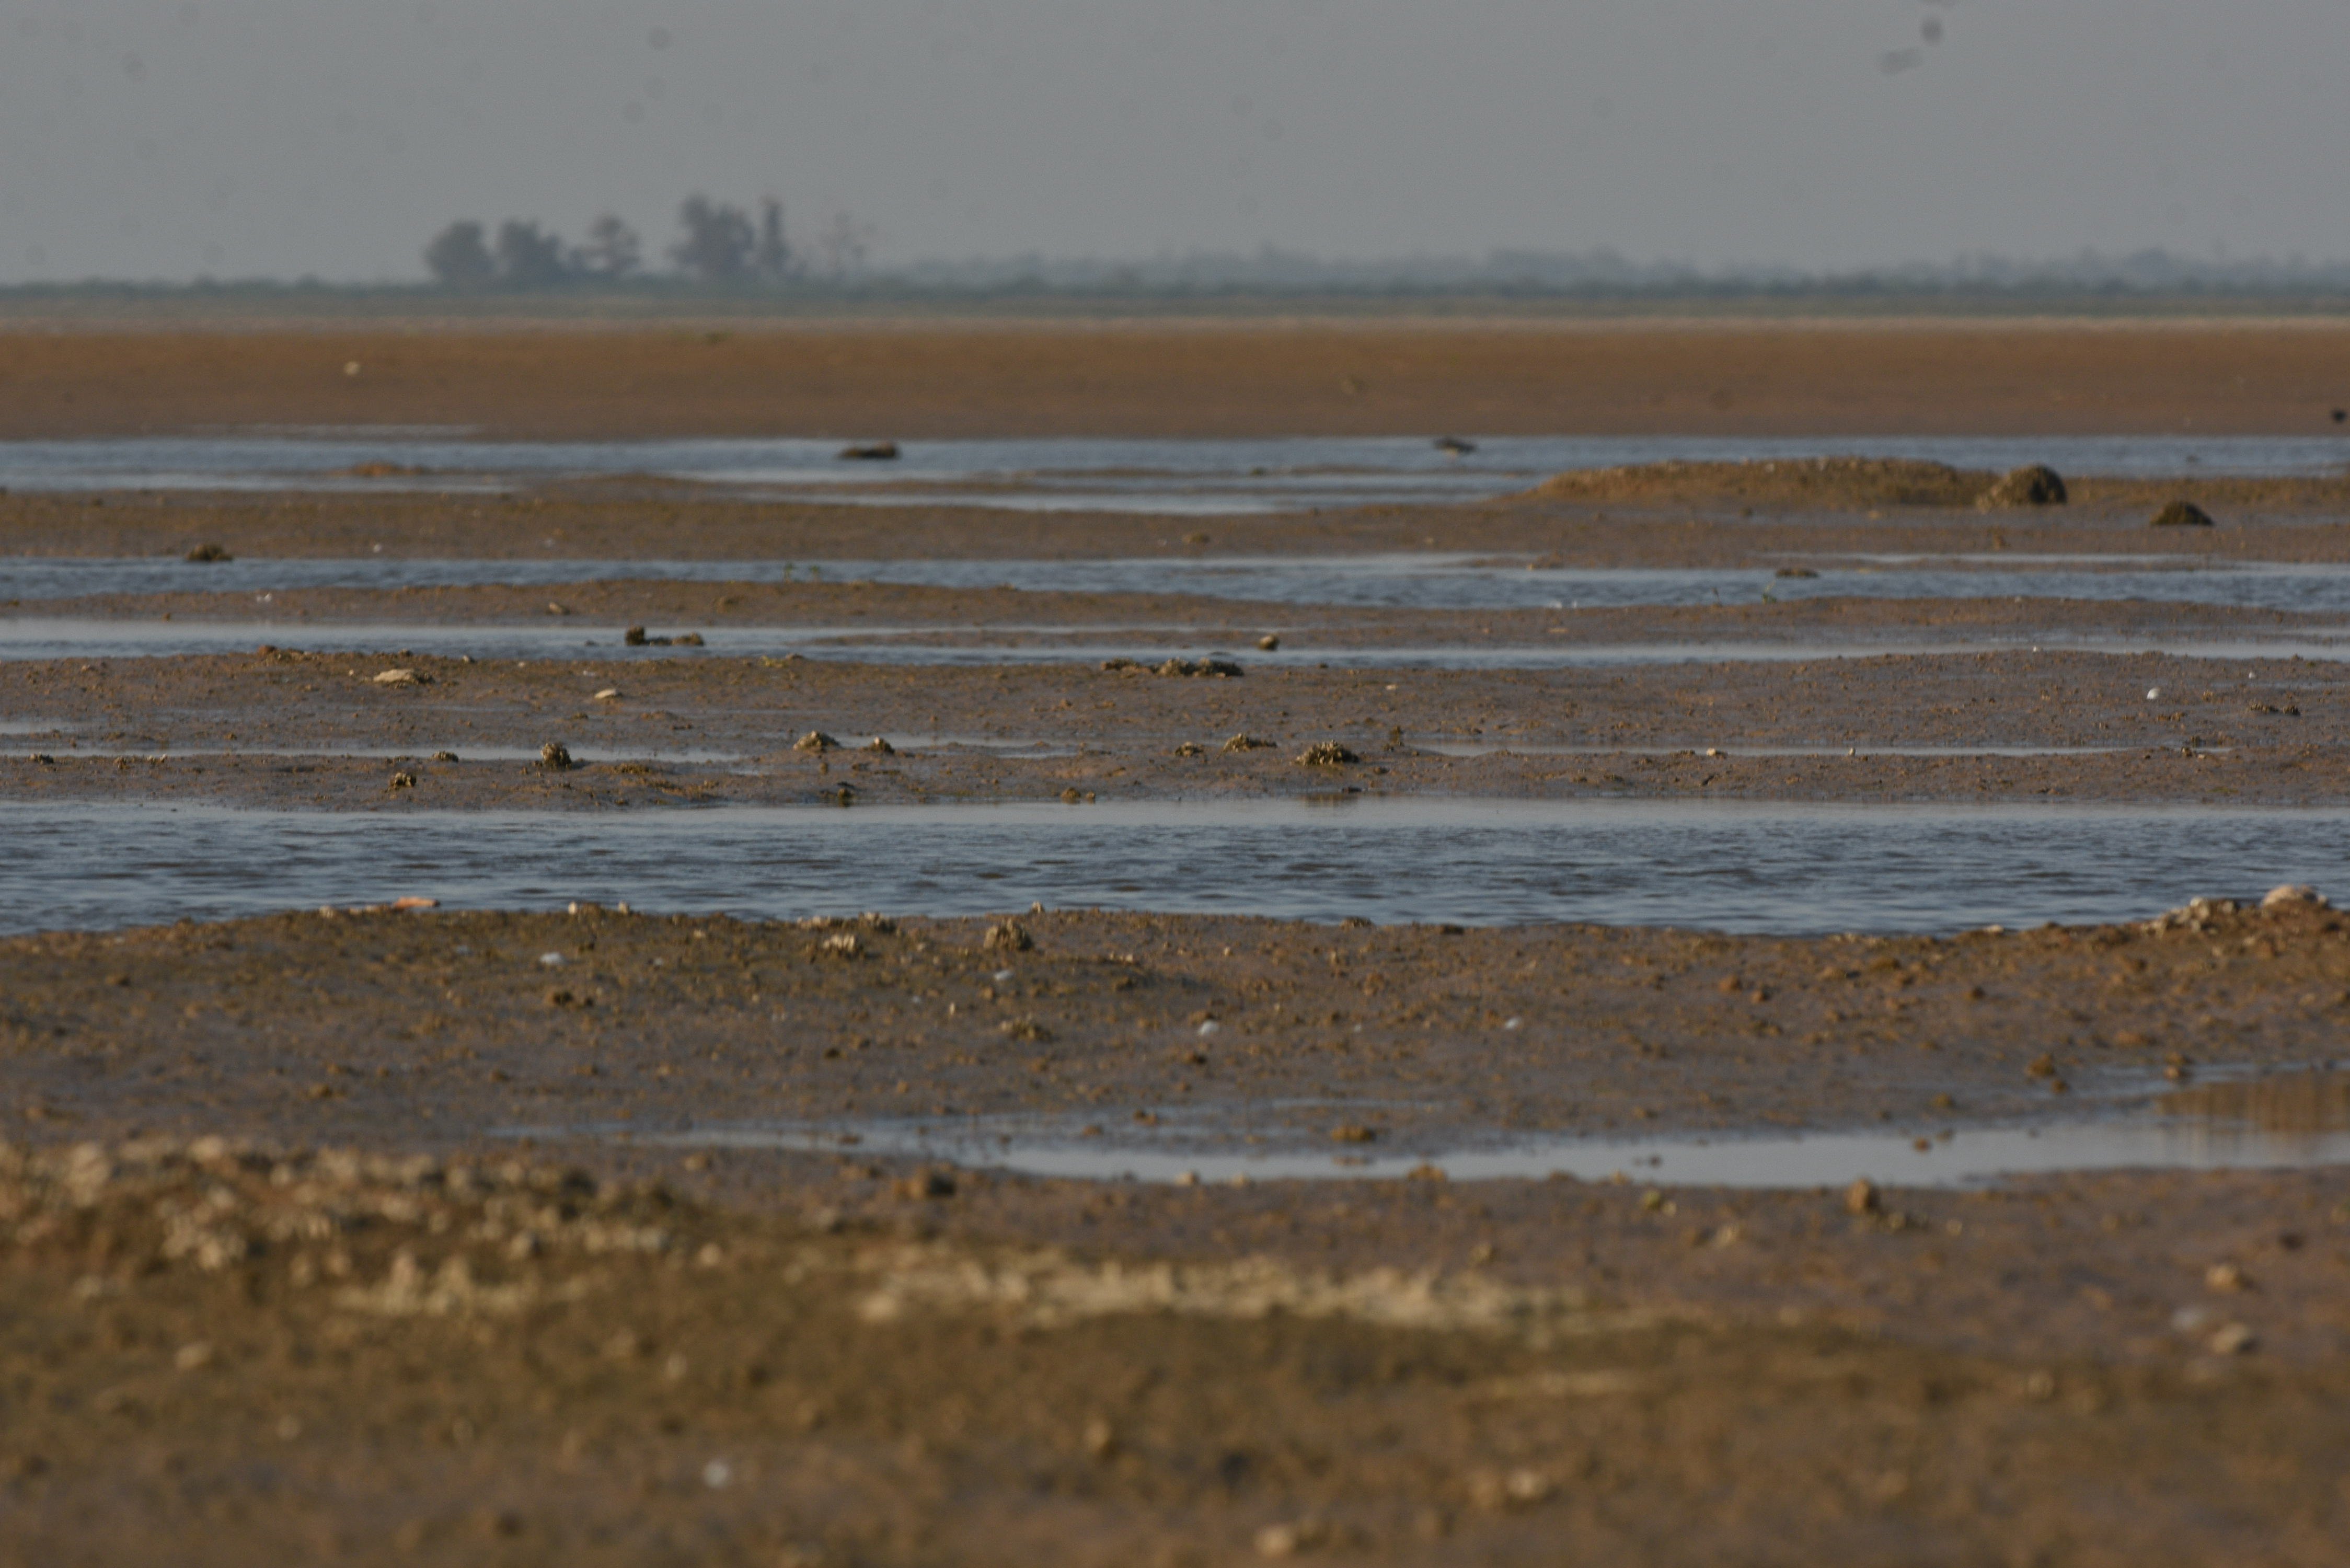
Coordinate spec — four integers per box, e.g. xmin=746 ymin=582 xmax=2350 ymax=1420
xmin=19 ymin=554 xmax=2350 ymax=615
xmin=4 ymin=616 xmax=2347 ymax=666
xmin=3 ymin=797 xmax=2344 ymax=936
xmin=595 ymin=1072 xmax=2350 ymax=1186
xmin=3 ymin=432 xmax=2343 ymax=510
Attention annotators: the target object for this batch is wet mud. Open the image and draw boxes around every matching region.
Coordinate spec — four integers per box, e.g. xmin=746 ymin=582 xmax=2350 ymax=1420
xmin=9 ymin=393 xmax=2350 ymax=1560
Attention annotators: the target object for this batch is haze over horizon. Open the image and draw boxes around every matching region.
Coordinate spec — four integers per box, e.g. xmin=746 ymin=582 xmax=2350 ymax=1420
xmin=2 ymin=1 xmax=2344 ymax=287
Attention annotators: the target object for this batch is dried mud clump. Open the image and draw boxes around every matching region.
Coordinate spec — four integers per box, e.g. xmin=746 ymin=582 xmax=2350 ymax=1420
xmin=1296 ymin=742 xmax=1360 ymax=767
xmin=1100 ymin=657 xmax=1244 ymax=679
xmin=2150 ymin=500 xmax=2216 ymax=528
xmin=1530 ymin=457 xmax=1985 ymax=509
xmin=1976 ymin=464 xmax=2069 ymax=510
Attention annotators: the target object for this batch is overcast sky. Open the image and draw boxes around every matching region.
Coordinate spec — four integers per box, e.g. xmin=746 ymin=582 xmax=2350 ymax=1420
xmin=2 ymin=1 xmax=2344 ymax=283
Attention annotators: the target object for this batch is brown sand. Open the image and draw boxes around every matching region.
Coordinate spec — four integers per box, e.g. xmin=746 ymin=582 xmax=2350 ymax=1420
xmin=7 ymin=321 xmax=2350 ymax=439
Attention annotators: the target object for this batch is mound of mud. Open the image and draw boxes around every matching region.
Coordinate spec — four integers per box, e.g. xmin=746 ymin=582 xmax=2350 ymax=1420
xmin=1976 ymin=463 xmax=2069 ymax=510
xmin=1528 ymin=457 xmax=1990 ymax=510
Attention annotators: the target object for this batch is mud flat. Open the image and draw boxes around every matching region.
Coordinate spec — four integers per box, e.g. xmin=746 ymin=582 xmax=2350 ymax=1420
xmin=7 ymin=320 xmax=2350 ymax=440
xmin=4 ymin=904 xmax=2350 ymax=1564
xmin=8 ymin=446 xmax=2350 ymax=1561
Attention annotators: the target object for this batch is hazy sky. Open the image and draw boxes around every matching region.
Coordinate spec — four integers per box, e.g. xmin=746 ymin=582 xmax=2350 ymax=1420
xmin=3 ymin=1 xmax=2345 ymax=283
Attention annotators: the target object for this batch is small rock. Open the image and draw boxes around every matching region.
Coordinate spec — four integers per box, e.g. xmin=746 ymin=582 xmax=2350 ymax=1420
xmin=2261 ymin=883 xmax=2327 ymax=912
xmin=2207 ymin=1321 xmax=2257 ymax=1355
xmin=1976 ymin=465 xmax=2068 ymax=510
xmin=1845 ymin=1178 xmax=1881 ymax=1215
xmin=895 ymin=1168 xmax=956 ymax=1200
xmin=1296 ymin=742 xmax=1360 ymax=767
xmin=624 ymin=626 xmax=649 ymax=646
xmin=1258 ymin=634 xmax=1281 ymax=650
xmin=185 ymin=543 xmax=233 ymax=563
xmin=2205 ymin=1262 xmax=2250 ymax=1293
xmin=863 ymin=736 xmax=895 ymax=754
xmin=2150 ymin=500 xmax=2215 ymax=528
xmin=794 ymin=731 xmax=839 ymax=753
xmin=1255 ymin=1518 xmax=1331 ymax=1557
xmin=538 ymin=742 xmax=573 ymax=770
xmin=372 ymin=668 xmax=423 ymax=686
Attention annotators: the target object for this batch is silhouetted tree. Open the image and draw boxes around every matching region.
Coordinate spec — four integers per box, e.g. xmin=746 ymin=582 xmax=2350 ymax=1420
xmin=494 ymin=221 xmax=572 ymax=287
xmin=754 ymin=198 xmax=791 ymax=279
xmin=815 ymin=211 xmax=876 ymax=279
xmin=423 ymin=221 xmax=494 ymax=287
xmin=670 ymin=195 xmax=756 ymax=282
xmin=578 ymin=214 xmax=642 ymax=279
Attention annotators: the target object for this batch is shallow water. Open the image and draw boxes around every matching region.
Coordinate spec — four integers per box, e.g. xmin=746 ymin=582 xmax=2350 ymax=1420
xmin=4 ymin=615 xmax=2347 ymax=667
xmin=21 ymin=554 xmax=2350 ymax=616
xmin=3 ymin=433 xmax=2342 ymax=508
xmin=2 ymin=797 xmax=2344 ymax=937
xmin=596 ymin=1071 xmax=2350 ymax=1187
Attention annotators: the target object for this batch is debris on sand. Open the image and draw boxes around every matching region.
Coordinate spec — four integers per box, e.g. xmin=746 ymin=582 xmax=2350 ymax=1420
xmin=838 ymin=441 xmax=901 ymax=462
xmin=593 ymin=688 xmax=620 ymax=701
xmin=1976 ymin=465 xmax=2068 ymax=510
xmin=1223 ymin=734 xmax=1276 ymax=753
xmin=538 ymin=742 xmax=574 ymax=770
xmin=1100 ymin=657 xmax=1243 ymax=679
xmin=984 ymin=921 xmax=1034 ymax=953
xmin=372 ymin=668 xmax=427 ymax=686
xmin=2150 ymin=500 xmax=2215 ymax=528
xmin=185 ymin=543 xmax=234 ymax=563
xmin=794 ymin=731 xmax=839 ymax=753
xmin=1296 ymin=742 xmax=1360 ymax=767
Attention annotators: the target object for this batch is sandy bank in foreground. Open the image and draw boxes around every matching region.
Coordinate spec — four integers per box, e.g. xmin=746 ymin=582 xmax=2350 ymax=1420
xmin=3 ymin=903 xmax=2348 ymax=1564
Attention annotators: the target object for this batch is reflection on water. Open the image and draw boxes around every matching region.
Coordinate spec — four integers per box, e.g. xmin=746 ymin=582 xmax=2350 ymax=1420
xmin=2 ymin=616 xmax=2346 ymax=667
xmin=2157 ymin=1073 xmax=2350 ymax=1136
xmin=20 ymin=554 xmax=2350 ymax=615
xmin=1 ymin=797 xmax=2346 ymax=936
xmin=2 ymin=432 xmax=2343 ymax=509
xmin=582 ymin=1071 xmax=2350 ymax=1187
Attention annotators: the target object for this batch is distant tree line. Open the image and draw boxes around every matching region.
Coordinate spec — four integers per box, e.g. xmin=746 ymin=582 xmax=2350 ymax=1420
xmin=424 ymin=197 xmax=872 ymax=289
